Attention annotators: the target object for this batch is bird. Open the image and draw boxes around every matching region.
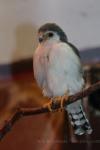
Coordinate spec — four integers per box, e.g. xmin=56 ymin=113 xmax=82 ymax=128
xmin=33 ymin=23 xmax=92 ymax=135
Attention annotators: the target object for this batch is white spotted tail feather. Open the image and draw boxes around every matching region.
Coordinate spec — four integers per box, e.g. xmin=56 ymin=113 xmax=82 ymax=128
xmin=66 ymin=100 xmax=93 ymax=135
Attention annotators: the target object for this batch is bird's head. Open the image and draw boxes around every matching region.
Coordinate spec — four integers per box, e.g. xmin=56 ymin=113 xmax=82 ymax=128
xmin=38 ymin=23 xmax=68 ymax=44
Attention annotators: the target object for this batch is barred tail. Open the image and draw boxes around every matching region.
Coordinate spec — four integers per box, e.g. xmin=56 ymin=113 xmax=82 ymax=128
xmin=66 ymin=100 xmax=93 ymax=135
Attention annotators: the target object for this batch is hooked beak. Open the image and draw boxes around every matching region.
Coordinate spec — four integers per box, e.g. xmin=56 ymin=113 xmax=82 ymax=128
xmin=39 ymin=37 xmax=43 ymax=43
xmin=38 ymin=33 xmax=49 ymax=43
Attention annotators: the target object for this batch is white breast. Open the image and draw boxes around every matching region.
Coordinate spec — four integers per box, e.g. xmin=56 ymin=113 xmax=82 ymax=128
xmin=34 ymin=42 xmax=84 ymax=97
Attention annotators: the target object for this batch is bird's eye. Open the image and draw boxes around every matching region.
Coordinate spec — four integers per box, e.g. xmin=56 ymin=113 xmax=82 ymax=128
xmin=48 ymin=32 xmax=54 ymax=37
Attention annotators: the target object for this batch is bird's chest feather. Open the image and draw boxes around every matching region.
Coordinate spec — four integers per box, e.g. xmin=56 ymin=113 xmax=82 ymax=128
xmin=37 ymin=44 xmax=52 ymax=67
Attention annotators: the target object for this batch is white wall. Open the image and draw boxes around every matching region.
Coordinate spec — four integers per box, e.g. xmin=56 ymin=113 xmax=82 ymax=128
xmin=0 ymin=0 xmax=100 ymax=63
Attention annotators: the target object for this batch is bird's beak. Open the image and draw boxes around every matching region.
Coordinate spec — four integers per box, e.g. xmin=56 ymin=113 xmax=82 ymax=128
xmin=38 ymin=32 xmax=44 ymax=43
xmin=39 ymin=36 xmax=43 ymax=42
xmin=38 ymin=32 xmax=49 ymax=43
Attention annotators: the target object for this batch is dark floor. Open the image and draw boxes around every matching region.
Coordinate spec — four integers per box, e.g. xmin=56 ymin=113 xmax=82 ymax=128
xmin=0 ymin=71 xmax=100 ymax=150
xmin=0 ymin=72 xmax=64 ymax=150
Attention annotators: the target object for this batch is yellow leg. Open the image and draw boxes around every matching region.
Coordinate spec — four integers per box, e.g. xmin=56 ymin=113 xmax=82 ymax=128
xmin=60 ymin=92 xmax=69 ymax=110
xmin=43 ymin=101 xmax=53 ymax=112
xmin=43 ymin=91 xmax=69 ymax=112
xmin=44 ymin=97 xmax=62 ymax=112
xmin=47 ymin=101 xmax=53 ymax=112
xmin=52 ymin=91 xmax=69 ymax=111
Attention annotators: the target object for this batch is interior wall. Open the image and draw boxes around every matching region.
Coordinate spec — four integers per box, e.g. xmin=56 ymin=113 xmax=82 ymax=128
xmin=0 ymin=0 xmax=100 ymax=64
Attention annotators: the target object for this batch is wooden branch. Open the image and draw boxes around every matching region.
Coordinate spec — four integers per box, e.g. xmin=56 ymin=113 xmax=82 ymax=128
xmin=0 ymin=81 xmax=100 ymax=141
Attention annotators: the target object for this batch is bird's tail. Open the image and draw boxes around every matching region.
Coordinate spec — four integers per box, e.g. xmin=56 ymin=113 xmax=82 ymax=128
xmin=66 ymin=100 xmax=93 ymax=135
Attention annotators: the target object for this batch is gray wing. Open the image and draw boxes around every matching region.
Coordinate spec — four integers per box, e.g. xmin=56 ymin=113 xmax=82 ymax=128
xmin=45 ymin=42 xmax=85 ymax=96
xmin=68 ymin=42 xmax=85 ymax=80
xmin=67 ymin=42 xmax=81 ymax=58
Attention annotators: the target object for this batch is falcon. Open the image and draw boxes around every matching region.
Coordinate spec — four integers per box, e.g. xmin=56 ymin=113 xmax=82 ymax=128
xmin=33 ymin=23 xmax=92 ymax=135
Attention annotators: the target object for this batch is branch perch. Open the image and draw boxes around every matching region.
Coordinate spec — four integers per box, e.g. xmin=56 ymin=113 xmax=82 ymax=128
xmin=0 ymin=81 xmax=100 ymax=141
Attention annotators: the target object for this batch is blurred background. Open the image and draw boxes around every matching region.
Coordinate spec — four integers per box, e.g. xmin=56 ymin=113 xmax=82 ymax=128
xmin=0 ymin=0 xmax=100 ymax=150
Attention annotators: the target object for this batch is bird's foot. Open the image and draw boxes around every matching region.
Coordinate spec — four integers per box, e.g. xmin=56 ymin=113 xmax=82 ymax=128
xmin=43 ymin=91 xmax=69 ymax=112
xmin=52 ymin=91 xmax=69 ymax=111
xmin=60 ymin=92 xmax=69 ymax=110
xmin=43 ymin=100 xmax=58 ymax=112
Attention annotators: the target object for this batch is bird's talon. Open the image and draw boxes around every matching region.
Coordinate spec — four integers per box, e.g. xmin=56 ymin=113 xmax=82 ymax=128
xmin=43 ymin=102 xmax=52 ymax=112
xmin=43 ymin=101 xmax=56 ymax=112
xmin=60 ymin=93 xmax=69 ymax=111
xmin=60 ymin=98 xmax=65 ymax=111
xmin=47 ymin=102 xmax=53 ymax=112
xmin=43 ymin=92 xmax=69 ymax=112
